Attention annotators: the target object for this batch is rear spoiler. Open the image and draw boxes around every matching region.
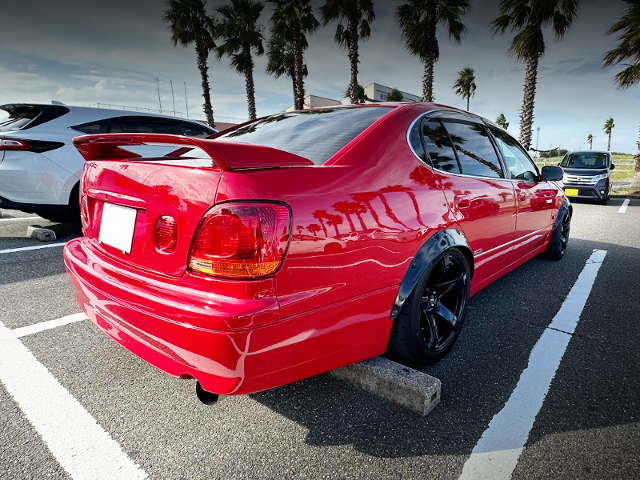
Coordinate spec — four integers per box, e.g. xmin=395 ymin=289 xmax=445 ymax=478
xmin=72 ymin=134 xmax=314 ymax=171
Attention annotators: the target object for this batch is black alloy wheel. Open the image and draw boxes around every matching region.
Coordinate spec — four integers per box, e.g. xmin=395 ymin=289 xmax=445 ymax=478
xmin=544 ymin=209 xmax=571 ymax=260
xmin=419 ymin=252 xmax=468 ymax=355
xmin=386 ymin=249 xmax=470 ymax=365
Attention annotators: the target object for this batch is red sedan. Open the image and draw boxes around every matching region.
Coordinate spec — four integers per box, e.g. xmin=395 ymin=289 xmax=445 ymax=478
xmin=63 ymin=103 xmax=570 ymax=402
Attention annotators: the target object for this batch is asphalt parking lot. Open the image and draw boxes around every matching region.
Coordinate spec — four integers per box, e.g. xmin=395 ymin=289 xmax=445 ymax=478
xmin=1 ymin=198 xmax=639 ymax=480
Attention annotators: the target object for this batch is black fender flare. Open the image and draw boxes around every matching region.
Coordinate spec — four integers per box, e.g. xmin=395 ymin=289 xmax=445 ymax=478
xmin=554 ymin=197 xmax=572 ymax=230
xmin=390 ymin=228 xmax=474 ymax=320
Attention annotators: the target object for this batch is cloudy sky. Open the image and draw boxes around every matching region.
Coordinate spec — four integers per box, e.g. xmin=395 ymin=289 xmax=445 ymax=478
xmin=1 ymin=0 xmax=638 ymax=153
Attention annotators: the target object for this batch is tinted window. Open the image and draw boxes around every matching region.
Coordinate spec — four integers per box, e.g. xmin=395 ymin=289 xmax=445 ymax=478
xmin=490 ymin=127 xmax=539 ymax=181
xmin=442 ymin=120 xmax=503 ymax=178
xmin=422 ymin=119 xmax=460 ymax=174
xmin=560 ymin=152 xmax=609 ymax=169
xmin=0 ymin=109 xmax=39 ymax=132
xmin=117 ymin=122 xmax=176 ymax=134
xmin=179 ymin=124 xmax=212 ymax=138
xmin=217 ymin=107 xmax=393 ymax=165
xmin=74 ymin=120 xmax=109 ymax=134
xmin=408 ymin=118 xmax=427 ymax=163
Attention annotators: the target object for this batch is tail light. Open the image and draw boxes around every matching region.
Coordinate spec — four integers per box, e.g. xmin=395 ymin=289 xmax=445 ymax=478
xmin=188 ymin=202 xmax=291 ymax=279
xmin=0 ymin=138 xmax=64 ymax=152
xmin=154 ymin=215 xmax=178 ymax=253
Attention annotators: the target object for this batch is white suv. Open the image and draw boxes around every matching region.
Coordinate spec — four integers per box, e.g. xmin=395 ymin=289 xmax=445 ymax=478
xmin=0 ymin=103 xmax=216 ymax=221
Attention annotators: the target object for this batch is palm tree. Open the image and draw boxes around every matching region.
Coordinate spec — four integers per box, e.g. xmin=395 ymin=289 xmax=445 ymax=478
xmin=453 ymin=66 xmax=476 ymax=111
xmin=587 ymin=134 xmax=593 ymax=150
xmin=214 ymin=0 xmax=265 ymax=120
xmin=603 ymin=0 xmax=640 ymax=88
xmin=603 ymin=0 xmax=640 ymax=189
xmin=342 ymin=84 xmax=368 ymax=103
xmin=386 ymin=88 xmax=404 ymax=102
xmin=396 ymin=0 xmax=471 ymax=103
xmin=266 ymin=36 xmax=302 ymax=104
xmin=491 ymin=0 xmax=579 ymax=151
xmin=269 ymin=0 xmax=320 ymax=111
xmin=164 ymin=0 xmax=217 ymax=127
xmin=320 ymin=0 xmax=375 ymax=105
xmin=495 ymin=113 xmax=509 ymax=130
xmin=604 ymin=118 xmax=615 ymax=151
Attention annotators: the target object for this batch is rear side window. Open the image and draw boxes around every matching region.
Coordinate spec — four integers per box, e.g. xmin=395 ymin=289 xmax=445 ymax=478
xmin=442 ymin=120 xmax=504 ymax=178
xmin=115 ymin=121 xmax=176 ymax=134
xmin=217 ymin=107 xmax=393 ymax=165
xmin=178 ymin=124 xmax=212 ymax=138
xmin=74 ymin=120 xmax=110 ymax=134
xmin=422 ymin=119 xmax=460 ymax=174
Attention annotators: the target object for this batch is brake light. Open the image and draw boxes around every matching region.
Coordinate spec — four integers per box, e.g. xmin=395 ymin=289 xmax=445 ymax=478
xmin=154 ymin=215 xmax=178 ymax=253
xmin=0 ymin=139 xmax=29 ymax=150
xmin=189 ymin=203 xmax=291 ymax=279
xmin=0 ymin=138 xmax=64 ymax=152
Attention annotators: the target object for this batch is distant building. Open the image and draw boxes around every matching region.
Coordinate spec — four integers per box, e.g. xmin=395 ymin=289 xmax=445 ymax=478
xmin=285 ymin=83 xmax=421 ymax=111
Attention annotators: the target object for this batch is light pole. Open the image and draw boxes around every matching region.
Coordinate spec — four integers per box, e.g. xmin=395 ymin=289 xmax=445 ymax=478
xmin=536 ymin=127 xmax=540 ymax=156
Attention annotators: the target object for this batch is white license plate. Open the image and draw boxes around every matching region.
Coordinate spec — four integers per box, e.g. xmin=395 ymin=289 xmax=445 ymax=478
xmin=99 ymin=202 xmax=137 ymax=254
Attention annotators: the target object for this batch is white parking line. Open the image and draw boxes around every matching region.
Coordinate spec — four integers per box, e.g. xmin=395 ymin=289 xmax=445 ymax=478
xmin=458 ymin=249 xmax=607 ymax=480
xmin=0 ymin=216 xmax=44 ymax=223
xmin=618 ymin=199 xmax=630 ymax=214
xmin=0 ymin=320 xmax=148 ymax=480
xmin=0 ymin=243 xmax=67 ymax=254
xmin=13 ymin=313 xmax=88 ymax=338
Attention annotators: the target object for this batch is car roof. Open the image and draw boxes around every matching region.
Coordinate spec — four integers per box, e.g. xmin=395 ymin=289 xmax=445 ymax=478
xmin=0 ymin=103 xmax=214 ymax=131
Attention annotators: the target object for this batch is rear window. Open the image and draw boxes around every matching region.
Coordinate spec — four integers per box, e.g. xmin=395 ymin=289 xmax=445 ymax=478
xmin=0 ymin=109 xmax=39 ymax=132
xmin=216 ymin=107 xmax=393 ymax=165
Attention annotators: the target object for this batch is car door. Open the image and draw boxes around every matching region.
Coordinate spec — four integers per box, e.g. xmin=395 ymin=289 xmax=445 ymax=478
xmin=488 ymin=126 xmax=559 ymax=265
xmin=420 ymin=114 xmax=517 ymax=293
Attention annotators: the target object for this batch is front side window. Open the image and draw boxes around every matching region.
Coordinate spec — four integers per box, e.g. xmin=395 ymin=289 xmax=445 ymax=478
xmin=422 ymin=119 xmax=460 ymax=174
xmin=217 ymin=107 xmax=393 ymax=165
xmin=490 ymin=127 xmax=539 ymax=181
xmin=442 ymin=120 xmax=504 ymax=178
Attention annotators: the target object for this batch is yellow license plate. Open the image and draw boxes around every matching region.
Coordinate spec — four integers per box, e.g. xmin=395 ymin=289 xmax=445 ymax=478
xmin=565 ymin=188 xmax=579 ymax=196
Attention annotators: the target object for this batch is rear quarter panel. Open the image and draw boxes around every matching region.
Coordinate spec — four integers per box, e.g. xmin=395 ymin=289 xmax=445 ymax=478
xmin=215 ymin=104 xmax=452 ymax=320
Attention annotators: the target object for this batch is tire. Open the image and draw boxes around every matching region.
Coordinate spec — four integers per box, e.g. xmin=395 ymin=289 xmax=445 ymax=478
xmin=544 ymin=209 xmax=571 ymax=260
xmin=386 ymin=248 xmax=470 ymax=366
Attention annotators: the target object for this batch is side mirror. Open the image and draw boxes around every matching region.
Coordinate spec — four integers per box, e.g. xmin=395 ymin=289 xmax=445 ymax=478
xmin=541 ymin=165 xmax=563 ymax=181
xmin=610 ymin=163 xmax=616 ymax=170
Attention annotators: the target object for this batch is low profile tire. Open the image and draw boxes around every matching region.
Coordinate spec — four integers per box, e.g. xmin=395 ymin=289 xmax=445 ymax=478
xmin=386 ymin=248 xmax=470 ymax=366
xmin=544 ymin=209 xmax=571 ymax=260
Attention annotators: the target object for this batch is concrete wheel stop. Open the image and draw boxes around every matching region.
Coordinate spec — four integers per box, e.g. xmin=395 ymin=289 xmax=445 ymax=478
xmin=27 ymin=225 xmax=57 ymax=242
xmin=330 ymin=356 xmax=441 ymax=416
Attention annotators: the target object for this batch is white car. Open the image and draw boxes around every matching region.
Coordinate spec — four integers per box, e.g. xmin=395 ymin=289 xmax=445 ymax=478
xmin=0 ymin=103 xmax=216 ymax=221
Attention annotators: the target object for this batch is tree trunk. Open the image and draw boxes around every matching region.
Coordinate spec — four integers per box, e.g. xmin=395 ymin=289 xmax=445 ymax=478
xmin=244 ymin=47 xmax=257 ymax=120
xmin=466 ymin=96 xmax=470 ymax=111
xmin=519 ymin=56 xmax=539 ymax=151
xmin=348 ymin=15 xmax=359 ymax=104
xmin=632 ymin=123 xmax=640 ymax=195
xmin=293 ymin=23 xmax=305 ymax=110
xmin=421 ymin=15 xmax=437 ymax=102
xmin=195 ymin=40 xmax=215 ymax=128
xmin=607 ymin=132 xmax=612 ymax=151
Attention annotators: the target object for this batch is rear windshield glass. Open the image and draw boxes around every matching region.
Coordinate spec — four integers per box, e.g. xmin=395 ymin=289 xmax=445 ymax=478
xmin=0 ymin=110 xmax=39 ymax=132
xmin=560 ymin=152 xmax=609 ymax=169
xmin=216 ymin=107 xmax=393 ymax=165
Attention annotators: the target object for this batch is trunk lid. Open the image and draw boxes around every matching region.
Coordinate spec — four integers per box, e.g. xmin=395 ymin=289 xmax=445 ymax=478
xmin=74 ymin=134 xmax=313 ymax=277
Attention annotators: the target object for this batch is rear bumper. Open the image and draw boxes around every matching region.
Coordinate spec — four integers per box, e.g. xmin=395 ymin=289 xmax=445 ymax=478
xmin=64 ymin=238 xmax=394 ymax=395
xmin=562 ymin=184 xmax=608 ymax=201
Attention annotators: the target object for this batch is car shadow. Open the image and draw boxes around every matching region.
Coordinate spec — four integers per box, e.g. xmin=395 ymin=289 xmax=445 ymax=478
xmin=250 ymin=238 xmax=640 ymax=459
